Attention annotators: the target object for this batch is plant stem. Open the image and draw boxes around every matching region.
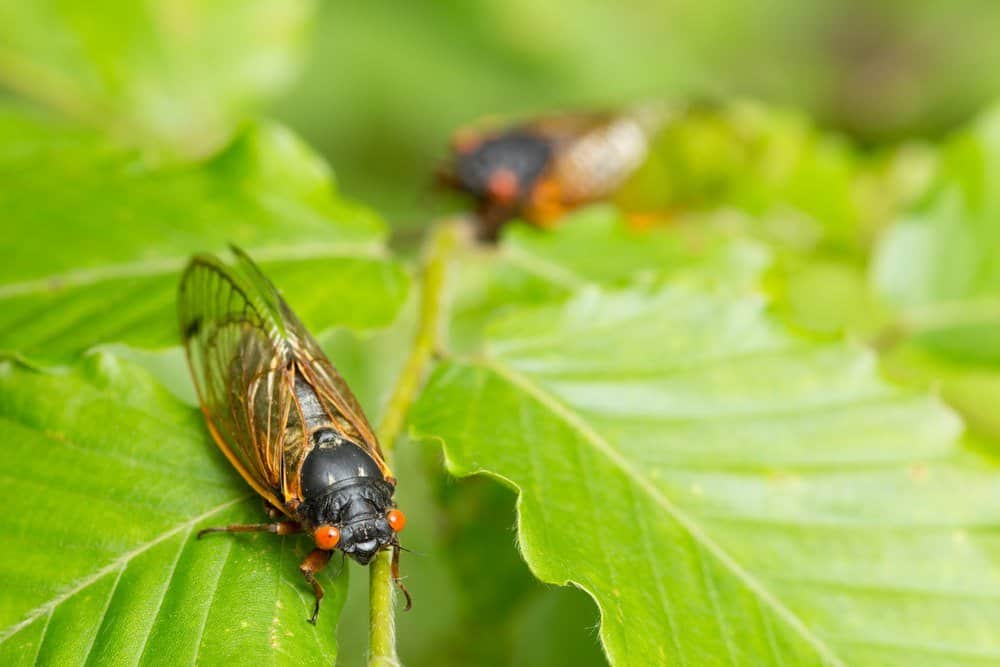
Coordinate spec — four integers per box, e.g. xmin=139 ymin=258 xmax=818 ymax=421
xmin=367 ymin=553 xmax=398 ymax=667
xmin=367 ymin=220 xmax=462 ymax=666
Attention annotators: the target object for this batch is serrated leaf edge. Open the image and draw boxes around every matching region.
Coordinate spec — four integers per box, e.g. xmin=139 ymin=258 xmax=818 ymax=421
xmin=427 ymin=356 xmax=848 ymax=667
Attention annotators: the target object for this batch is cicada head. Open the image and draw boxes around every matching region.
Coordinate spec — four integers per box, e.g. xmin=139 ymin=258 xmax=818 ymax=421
xmin=445 ymin=129 xmax=553 ymax=207
xmin=307 ymin=486 xmax=406 ymax=565
xmin=298 ymin=434 xmax=405 ymax=564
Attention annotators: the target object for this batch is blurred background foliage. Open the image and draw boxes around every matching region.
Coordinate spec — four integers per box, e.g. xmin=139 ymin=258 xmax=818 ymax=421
xmin=273 ymin=0 xmax=1000 ymax=230
xmin=0 ymin=0 xmax=312 ymax=155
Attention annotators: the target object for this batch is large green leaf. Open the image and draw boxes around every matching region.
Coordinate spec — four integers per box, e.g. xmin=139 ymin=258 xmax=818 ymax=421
xmin=412 ymin=284 xmax=1000 ymax=666
xmin=0 ymin=0 xmax=314 ymax=156
xmin=500 ymin=205 xmax=769 ymax=290
xmin=0 ymin=106 xmax=408 ymax=364
xmin=873 ymin=105 xmax=1000 ymax=364
xmin=881 ymin=342 xmax=1000 ymax=441
xmin=450 ymin=206 xmax=769 ymax=353
xmin=0 ymin=352 xmax=347 ymax=665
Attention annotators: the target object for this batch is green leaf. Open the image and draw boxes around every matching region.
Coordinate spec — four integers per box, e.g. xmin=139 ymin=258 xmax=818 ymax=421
xmin=873 ymin=106 xmax=1000 ymax=364
xmin=450 ymin=206 xmax=769 ymax=353
xmin=0 ymin=0 xmax=315 ymax=156
xmin=0 ymin=353 xmax=347 ymax=665
xmin=882 ymin=342 xmax=1000 ymax=441
xmin=412 ymin=284 xmax=1000 ymax=666
xmin=502 ymin=205 xmax=770 ymax=290
xmin=620 ymin=103 xmax=866 ymax=243
xmin=0 ymin=107 xmax=408 ymax=364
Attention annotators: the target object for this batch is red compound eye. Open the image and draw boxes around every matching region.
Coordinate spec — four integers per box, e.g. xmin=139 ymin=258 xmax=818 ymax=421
xmin=386 ymin=509 xmax=406 ymax=533
xmin=314 ymin=525 xmax=340 ymax=550
xmin=487 ymin=168 xmax=519 ymax=203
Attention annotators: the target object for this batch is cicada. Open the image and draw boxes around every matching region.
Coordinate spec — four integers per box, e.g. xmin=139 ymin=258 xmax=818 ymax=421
xmin=439 ymin=104 xmax=670 ymax=240
xmin=178 ymin=246 xmax=409 ymax=624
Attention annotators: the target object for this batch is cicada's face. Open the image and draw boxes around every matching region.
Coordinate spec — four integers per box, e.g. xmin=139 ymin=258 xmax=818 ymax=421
xmin=338 ymin=515 xmax=395 ymax=565
xmin=312 ymin=505 xmax=406 ymax=564
xmin=451 ymin=131 xmax=553 ymax=206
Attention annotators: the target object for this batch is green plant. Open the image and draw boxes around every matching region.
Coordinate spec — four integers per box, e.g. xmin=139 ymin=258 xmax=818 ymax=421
xmin=2 ymin=3 xmax=999 ymax=666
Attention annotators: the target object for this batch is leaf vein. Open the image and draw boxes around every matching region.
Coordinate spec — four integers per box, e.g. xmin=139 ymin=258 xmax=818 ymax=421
xmin=501 ymin=244 xmax=593 ymax=290
xmin=28 ymin=608 xmax=53 ymax=667
xmin=696 ymin=540 xmax=738 ymax=666
xmin=757 ymin=595 xmax=786 ymax=667
xmin=0 ymin=242 xmax=385 ymax=300
xmin=629 ymin=480 xmax=686 ymax=666
xmin=478 ymin=357 xmax=847 ymax=667
xmin=193 ymin=534 xmax=237 ymax=664
xmin=81 ymin=562 xmax=125 ymax=666
xmin=0 ymin=494 xmax=251 ymax=644
xmin=571 ymin=429 xmax=631 ymax=662
xmin=135 ymin=525 xmax=193 ymax=664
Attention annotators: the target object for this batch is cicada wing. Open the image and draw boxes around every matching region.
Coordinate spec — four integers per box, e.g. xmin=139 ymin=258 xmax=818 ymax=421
xmin=527 ymin=111 xmax=617 ymax=145
xmin=296 ymin=348 xmax=391 ymax=478
xmin=226 ymin=247 xmax=390 ymax=478
xmin=548 ymin=112 xmax=655 ymax=203
xmin=178 ymin=253 xmax=301 ymax=512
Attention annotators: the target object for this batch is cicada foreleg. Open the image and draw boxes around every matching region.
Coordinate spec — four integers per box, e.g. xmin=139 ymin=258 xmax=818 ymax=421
xmin=299 ymin=548 xmax=333 ymax=625
xmin=197 ymin=521 xmax=301 ymax=539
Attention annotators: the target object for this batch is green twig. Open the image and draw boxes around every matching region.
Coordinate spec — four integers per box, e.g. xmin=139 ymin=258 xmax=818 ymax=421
xmin=368 ymin=220 xmax=462 ymax=666
xmin=367 ymin=553 xmax=398 ymax=667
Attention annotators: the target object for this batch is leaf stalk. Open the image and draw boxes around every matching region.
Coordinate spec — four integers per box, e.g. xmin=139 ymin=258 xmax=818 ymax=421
xmin=368 ymin=220 xmax=463 ymax=666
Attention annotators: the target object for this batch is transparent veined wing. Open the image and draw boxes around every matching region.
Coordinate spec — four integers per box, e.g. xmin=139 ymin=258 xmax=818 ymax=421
xmin=225 ymin=248 xmax=390 ymax=478
xmin=178 ymin=251 xmax=298 ymax=511
xmin=178 ymin=247 xmax=391 ymax=511
xmin=295 ymin=338 xmax=390 ymax=479
xmin=545 ymin=112 xmax=654 ymax=203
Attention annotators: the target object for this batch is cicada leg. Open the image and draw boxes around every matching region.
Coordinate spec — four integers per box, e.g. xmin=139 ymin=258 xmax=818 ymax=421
xmin=476 ymin=203 xmax=512 ymax=242
xmin=196 ymin=521 xmax=301 ymax=539
xmin=391 ymin=544 xmax=413 ymax=611
xmin=299 ymin=548 xmax=333 ymax=625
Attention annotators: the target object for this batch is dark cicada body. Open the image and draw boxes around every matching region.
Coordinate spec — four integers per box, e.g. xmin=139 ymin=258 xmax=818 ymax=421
xmin=440 ymin=105 xmax=668 ymax=240
xmin=178 ymin=246 xmax=408 ymax=624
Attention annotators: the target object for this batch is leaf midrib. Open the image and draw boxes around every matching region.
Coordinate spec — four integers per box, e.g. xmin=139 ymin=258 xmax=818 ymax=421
xmin=500 ymin=243 xmax=593 ymax=290
xmin=0 ymin=241 xmax=386 ymax=299
xmin=0 ymin=493 xmax=253 ymax=644
xmin=474 ymin=355 xmax=847 ymax=667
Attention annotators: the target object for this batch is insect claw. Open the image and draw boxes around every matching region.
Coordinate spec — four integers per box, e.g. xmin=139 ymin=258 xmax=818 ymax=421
xmin=397 ymin=581 xmax=413 ymax=612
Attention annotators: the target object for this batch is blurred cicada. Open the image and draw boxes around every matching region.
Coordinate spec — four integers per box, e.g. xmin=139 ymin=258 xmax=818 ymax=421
xmin=439 ymin=104 xmax=670 ymax=240
xmin=178 ymin=247 xmax=409 ymax=624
